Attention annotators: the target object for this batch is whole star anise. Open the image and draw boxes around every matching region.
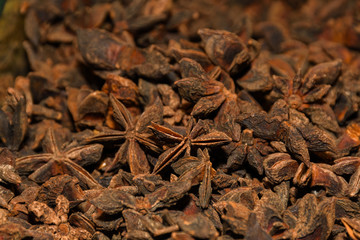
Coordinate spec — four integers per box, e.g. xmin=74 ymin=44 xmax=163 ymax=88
xmin=149 ymin=117 xmax=231 ymax=174
xmin=269 ymin=59 xmax=342 ymax=132
xmin=16 ymin=128 xmax=103 ymax=189
xmin=174 ymin=58 xmax=235 ymax=118
xmin=85 ymin=94 xmax=163 ymax=175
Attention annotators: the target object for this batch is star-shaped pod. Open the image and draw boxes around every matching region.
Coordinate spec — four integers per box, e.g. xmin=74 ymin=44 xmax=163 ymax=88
xmin=176 ymin=58 xmax=263 ymax=156
xmin=269 ymin=59 xmax=342 ymax=132
xmin=175 ymin=58 xmax=258 ymax=124
xmin=174 ymin=58 xmax=228 ymax=118
xmin=149 ymin=118 xmax=231 ymax=174
xmin=222 ymin=129 xmax=274 ymax=175
xmin=85 ymin=94 xmax=163 ymax=175
xmin=16 ymin=128 xmax=103 ymax=189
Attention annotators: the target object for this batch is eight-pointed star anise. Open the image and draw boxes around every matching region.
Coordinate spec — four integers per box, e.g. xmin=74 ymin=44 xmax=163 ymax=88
xmin=85 ymin=94 xmax=163 ymax=175
xmin=269 ymin=59 xmax=342 ymax=132
xmin=149 ymin=118 xmax=231 ymax=174
xmin=16 ymin=128 xmax=103 ymax=189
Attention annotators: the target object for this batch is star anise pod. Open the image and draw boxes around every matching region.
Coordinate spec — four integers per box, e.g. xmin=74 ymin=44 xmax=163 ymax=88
xmin=0 ymin=148 xmax=21 ymax=185
xmin=342 ymin=217 xmax=360 ymax=239
xmin=175 ymin=148 xmax=215 ymax=208
xmin=174 ymin=58 xmax=226 ymax=117
xmin=175 ymin=57 xmax=253 ymax=121
xmin=149 ymin=117 xmax=231 ymax=174
xmin=222 ymin=129 xmax=274 ymax=175
xmin=16 ymin=128 xmax=102 ymax=189
xmin=268 ymin=59 xmax=342 ymax=132
xmin=283 ymin=193 xmax=335 ymax=239
xmin=239 ymin=100 xmax=336 ymax=167
xmin=0 ymin=88 xmax=27 ymax=151
xmin=77 ymin=28 xmax=170 ymax=79
xmin=85 ymin=94 xmax=163 ymax=175
xmin=332 ymin=157 xmax=360 ymax=197
xmin=198 ymin=28 xmax=255 ymax=77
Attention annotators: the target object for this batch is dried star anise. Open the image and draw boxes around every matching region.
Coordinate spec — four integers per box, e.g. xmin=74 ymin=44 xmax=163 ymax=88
xmin=174 ymin=57 xmax=260 ymax=146
xmin=0 ymin=88 xmax=27 ymax=151
xmin=85 ymin=94 xmax=163 ymax=174
xmin=268 ymin=59 xmax=342 ymax=132
xmin=0 ymin=148 xmax=21 ymax=185
xmin=222 ymin=128 xmax=274 ymax=175
xmin=16 ymin=128 xmax=103 ymax=189
xmin=150 ymin=117 xmax=231 ymax=174
xmin=174 ymin=58 xmax=238 ymax=118
xmin=239 ymin=100 xmax=336 ymax=167
xmin=3 ymin=0 xmax=360 ymax=239
xmin=174 ymin=148 xmax=216 ymax=208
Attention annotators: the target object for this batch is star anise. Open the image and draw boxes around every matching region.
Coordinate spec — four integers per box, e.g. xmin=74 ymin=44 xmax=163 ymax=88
xmin=16 ymin=128 xmax=103 ymax=189
xmin=77 ymin=28 xmax=170 ymax=79
xmin=0 ymin=88 xmax=28 ymax=151
xmin=149 ymin=118 xmax=231 ymax=174
xmin=175 ymin=148 xmax=215 ymax=208
xmin=268 ymin=59 xmax=342 ymax=132
xmin=0 ymin=148 xmax=21 ymax=185
xmin=174 ymin=58 xmax=236 ymax=118
xmin=239 ymin=99 xmax=336 ymax=167
xmin=332 ymin=156 xmax=360 ymax=197
xmin=85 ymin=94 xmax=163 ymax=175
xmin=222 ymin=129 xmax=274 ymax=175
xmin=342 ymin=217 xmax=360 ymax=239
xmin=197 ymin=28 xmax=255 ymax=77
xmin=174 ymin=58 xmax=260 ymax=142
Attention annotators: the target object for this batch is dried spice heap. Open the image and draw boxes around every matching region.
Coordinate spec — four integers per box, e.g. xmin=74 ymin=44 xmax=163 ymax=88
xmin=1 ymin=0 xmax=360 ymax=239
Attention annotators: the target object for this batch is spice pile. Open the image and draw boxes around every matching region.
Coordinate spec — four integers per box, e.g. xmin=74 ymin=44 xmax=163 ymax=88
xmin=1 ymin=0 xmax=360 ymax=239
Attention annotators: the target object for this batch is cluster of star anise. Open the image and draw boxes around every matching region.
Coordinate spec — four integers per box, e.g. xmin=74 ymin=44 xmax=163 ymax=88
xmin=0 ymin=0 xmax=360 ymax=239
